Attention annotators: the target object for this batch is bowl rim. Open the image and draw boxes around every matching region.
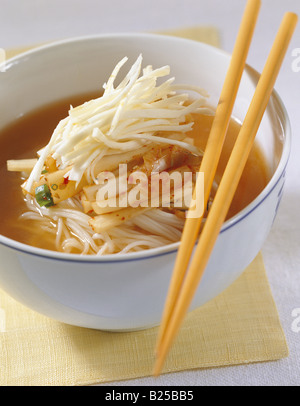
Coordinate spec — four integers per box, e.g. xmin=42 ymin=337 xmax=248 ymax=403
xmin=0 ymin=32 xmax=292 ymax=263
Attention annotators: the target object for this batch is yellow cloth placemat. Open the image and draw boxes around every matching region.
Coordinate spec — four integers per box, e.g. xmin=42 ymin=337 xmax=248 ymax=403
xmin=5 ymin=26 xmax=221 ymax=59
xmin=0 ymin=253 xmax=288 ymax=386
xmin=0 ymin=27 xmax=288 ymax=386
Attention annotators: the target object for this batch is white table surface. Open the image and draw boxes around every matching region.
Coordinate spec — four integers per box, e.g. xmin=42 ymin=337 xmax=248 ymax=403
xmin=0 ymin=0 xmax=299 ymax=387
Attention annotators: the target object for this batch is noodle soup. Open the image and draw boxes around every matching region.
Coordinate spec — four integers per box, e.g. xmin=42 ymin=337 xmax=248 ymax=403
xmin=0 ymin=92 xmax=269 ymax=254
xmin=0 ymin=34 xmax=289 ymax=331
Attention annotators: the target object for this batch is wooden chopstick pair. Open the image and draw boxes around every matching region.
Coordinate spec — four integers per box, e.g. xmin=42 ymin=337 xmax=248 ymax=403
xmin=154 ymin=0 xmax=298 ymax=376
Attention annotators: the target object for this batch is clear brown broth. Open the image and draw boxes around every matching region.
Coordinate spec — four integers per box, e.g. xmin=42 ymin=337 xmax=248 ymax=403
xmin=0 ymin=92 xmax=269 ymax=251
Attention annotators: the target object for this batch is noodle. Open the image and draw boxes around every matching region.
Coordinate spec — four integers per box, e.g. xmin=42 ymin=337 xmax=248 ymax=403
xmin=21 ymin=193 xmax=187 ymax=255
xmin=8 ymin=55 xmax=212 ymax=255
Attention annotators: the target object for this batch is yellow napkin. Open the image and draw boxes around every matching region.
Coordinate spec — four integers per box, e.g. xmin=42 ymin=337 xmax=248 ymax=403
xmin=0 ymin=27 xmax=288 ymax=386
xmin=0 ymin=253 xmax=288 ymax=385
xmin=5 ymin=26 xmax=221 ymax=59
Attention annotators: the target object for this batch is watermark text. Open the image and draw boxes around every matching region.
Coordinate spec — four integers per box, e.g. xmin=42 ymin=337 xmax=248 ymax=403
xmin=291 ymin=308 xmax=300 ymax=333
xmin=292 ymin=48 xmax=300 ymax=73
xmin=0 ymin=48 xmax=6 ymax=72
xmin=92 ymin=164 xmax=205 ymax=218
xmin=0 ymin=307 xmax=6 ymax=332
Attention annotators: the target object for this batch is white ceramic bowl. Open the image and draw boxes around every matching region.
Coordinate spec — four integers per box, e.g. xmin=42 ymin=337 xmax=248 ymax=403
xmin=0 ymin=34 xmax=290 ymax=331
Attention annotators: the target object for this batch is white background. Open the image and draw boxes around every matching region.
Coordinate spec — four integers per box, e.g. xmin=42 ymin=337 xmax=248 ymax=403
xmin=0 ymin=0 xmax=299 ymax=386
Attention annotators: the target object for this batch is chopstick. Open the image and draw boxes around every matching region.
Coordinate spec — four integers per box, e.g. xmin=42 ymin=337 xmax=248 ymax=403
xmin=154 ymin=11 xmax=298 ymax=376
xmin=155 ymin=0 xmax=261 ymax=355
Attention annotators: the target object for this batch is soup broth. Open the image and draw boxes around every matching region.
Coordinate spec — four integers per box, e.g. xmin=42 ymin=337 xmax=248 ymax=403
xmin=0 ymin=92 xmax=269 ymax=252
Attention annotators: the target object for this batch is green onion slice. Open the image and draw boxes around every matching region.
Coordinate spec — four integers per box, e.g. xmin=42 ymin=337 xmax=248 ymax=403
xmin=35 ymin=184 xmax=55 ymax=208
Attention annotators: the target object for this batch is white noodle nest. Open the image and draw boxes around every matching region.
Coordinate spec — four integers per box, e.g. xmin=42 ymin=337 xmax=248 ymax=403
xmin=21 ymin=55 xmax=210 ymax=255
